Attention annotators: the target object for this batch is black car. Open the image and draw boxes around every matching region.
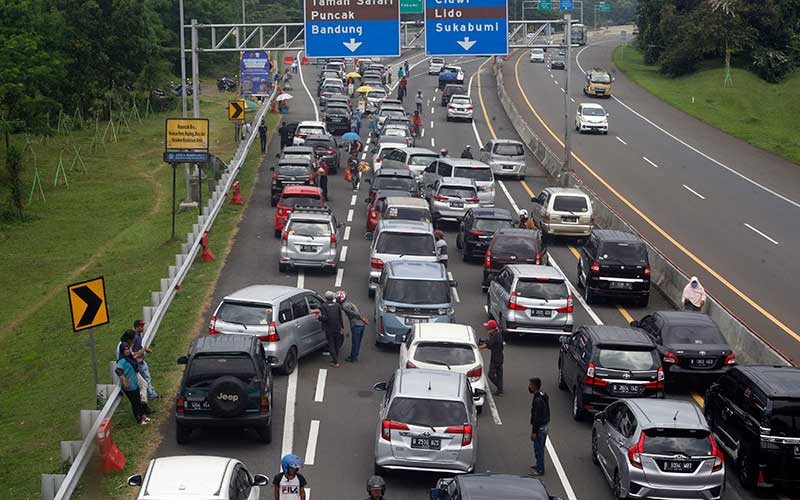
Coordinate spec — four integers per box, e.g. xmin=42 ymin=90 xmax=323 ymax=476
xmin=558 ymin=325 xmax=664 ymax=420
xmin=367 ymin=168 xmax=420 ymax=205
xmin=704 ymin=365 xmax=800 ymax=488
xmin=441 ymin=84 xmax=466 ymax=106
xmin=482 ymin=228 xmax=546 ymax=290
xmin=456 ymin=208 xmax=513 ymax=261
xmin=324 ymin=95 xmax=351 ymax=113
xmin=324 ymin=105 xmax=351 ymax=135
xmin=303 ymin=134 xmax=340 ymax=173
xmin=270 ymin=159 xmax=315 ymax=206
xmin=431 ymin=473 xmax=563 ymax=500
xmin=577 ymin=229 xmax=651 ymax=307
xmin=175 ymin=334 xmax=275 ymax=444
xmin=631 ymin=311 xmax=736 ymax=383
xmin=550 ymin=56 xmax=566 ymax=70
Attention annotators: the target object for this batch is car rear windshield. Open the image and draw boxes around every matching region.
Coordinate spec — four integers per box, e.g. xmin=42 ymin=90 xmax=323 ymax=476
xmin=515 ymin=279 xmax=568 ymax=300
xmin=409 ymin=154 xmax=438 ymax=167
xmin=278 ymin=165 xmax=310 ymax=176
xmin=770 ymin=400 xmax=800 ymax=437
xmin=384 ymin=278 xmax=451 ymax=305
xmin=439 ymin=186 xmax=476 ymax=199
xmin=384 ymin=128 xmax=408 ymax=138
xmin=662 ymin=325 xmax=726 ymax=345
xmin=553 ymin=195 xmax=589 ymax=212
xmin=385 ymin=207 xmax=430 ymax=222
xmin=368 ymin=90 xmax=387 ymax=99
xmin=376 ymin=233 xmax=435 ymax=256
xmin=216 ymin=301 xmax=272 ymax=325
xmin=454 ymin=167 xmax=493 ymax=182
xmin=373 ymin=177 xmax=416 ymax=192
xmin=474 ymin=218 xmax=512 ymax=232
xmin=450 ymin=97 xmax=471 ymax=106
xmin=599 ymin=242 xmax=648 ymax=264
xmin=582 ymin=107 xmax=606 ymax=117
xmin=305 ymin=138 xmax=335 ymax=149
xmin=414 ymin=342 xmax=475 ymax=366
xmin=493 ymin=236 xmax=537 ymax=255
xmin=379 ymin=148 xmax=401 ymax=160
xmin=186 ymin=353 xmax=257 ymax=385
xmin=282 ymin=195 xmax=323 ymax=207
xmin=288 ymin=221 xmax=331 ymax=236
xmin=382 ymin=110 xmax=406 ymax=119
xmin=494 ymin=143 xmax=524 ymax=156
xmin=597 ymin=348 xmax=658 ymax=371
xmin=643 ymin=428 xmax=713 ymax=456
xmin=326 ymin=108 xmax=348 ymax=116
xmin=387 ymin=397 xmax=467 ymax=427
xmin=297 ymin=126 xmax=325 ymax=136
xmin=445 ymin=86 xmax=465 ymax=95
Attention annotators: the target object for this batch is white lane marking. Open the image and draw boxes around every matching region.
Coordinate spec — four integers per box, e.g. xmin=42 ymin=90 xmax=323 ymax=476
xmin=421 ymin=128 xmax=425 ymax=137
xmin=481 ymin=371 xmax=503 ymax=425
xmin=297 ymin=50 xmax=318 ymax=121
xmin=744 ymin=223 xmax=780 ymax=245
xmin=431 ymin=137 xmax=435 ymax=148
xmin=447 ymin=271 xmax=460 ymax=303
xmin=682 ymin=184 xmax=706 ymax=200
xmin=560 ymin=87 xmax=565 ymax=93
xmin=468 ymin=71 xmax=484 ymax=145
xmin=361 ymin=152 xmax=367 ymax=160
xmin=431 ymin=107 xmax=435 ymax=114
xmin=434 ymin=87 xmax=438 ymax=93
xmin=574 ymin=41 xmax=800 ymax=211
xmin=554 ymin=80 xmax=559 ymax=85
xmin=616 ymin=136 xmax=628 ymax=145
xmin=550 ymin=74 xmax=554 ymax=79
xmin=366 ymin=137 xmax=371 ymax=145
xmin=314 ymin=369 xmax=327 ymax=402
xmin=304 ymin=420 xmax=320 ymax=465
xmin=546 ymin=439 xmax=579 ymax=500
xmin=347 ymin=209 xmax=354 ymax=222
xmin=281 ymin=367 xmax=298 ymax=456
xmin=305 ymin=488 xmax=311 ymax=500
xmin=335 ymin=268 xmax=344 ymax=287
xmin=297 ymin=270 xmax=304 ymax=289
xmin=344 ymin=226 xmax=351 ymax=241
xmin=642 ymin=156 xmax=659 ymax=168
xmin=350 ymin=194 xmax=357 ymax=206
xmin=570 ymin=97 xmax=575 ymax=103
xmin=430 ymin=120 xmax=434 ymax=128
xmin=339 ymin=245 xmax=348 ymax=262
xmin=427 ymin=99 xmax=431 ymax=106
xmin=548 ymin=255 xmax=604 ymax=325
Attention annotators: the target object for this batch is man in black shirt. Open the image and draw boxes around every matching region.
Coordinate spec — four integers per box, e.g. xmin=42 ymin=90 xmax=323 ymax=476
xmin=318 ymin=290 xmax=344 ymax=367
xmin=528 ymin=377 xmax=550 ymax=476
xmin=278 ymin=121 xmax=291 ymax=149
xmin=258 ymin=120 xmax=268 ymax=154
xmin=479 ymin=319 xmax=503 ymax=396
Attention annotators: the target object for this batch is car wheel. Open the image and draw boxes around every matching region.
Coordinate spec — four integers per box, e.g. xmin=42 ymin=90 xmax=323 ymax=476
xmin=256 ymin=422 xmax=273 ymax=444
xmin=374 ymin=463 xmax=388 ymax=476
xmin=613 ymin=470 xmax=627 ymax=499
xmin=176 ymin=423 xmax=191 ymax=444
xmin=477 ymin=405 xmax=483 ymax=415
xmin=456 ymin=234 xmax=463 ymax=249
xmin=637 ymin=294 xmax=650 ymax=308
xmin=280 ymin=346 xmax=298 ymax=375
xmin=572 ymin=388 xmax=585 ymax=421
xmin=576 ymin=263 xmax=584 ymax=288
xmin=279 ymin=262 xmax=289 ymax=273
xmin=368 ymin=287 xmax=375 ymax=298
xmin=591 ymin=429 xmax=600 ymax=465
xmin=274 ymin=229 xmax=281 ymax=238
xmin=557 ymin=364 xmax=567 ymax=390
xmin=737 ymin=446 xmax=758 ymax=489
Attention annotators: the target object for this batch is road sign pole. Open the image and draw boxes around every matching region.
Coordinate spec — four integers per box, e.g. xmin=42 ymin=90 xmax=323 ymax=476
xmin=563 ymin=13 xmax=572 ymax=177
xmin=88 ymin=329 xmax=99 ymax=398
xmin=171 ymin=163 xmax=177 ymax=240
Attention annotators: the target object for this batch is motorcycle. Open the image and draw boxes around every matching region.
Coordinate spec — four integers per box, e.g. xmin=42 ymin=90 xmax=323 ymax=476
xmin=217 ymin=76 xmax=237 ymax=92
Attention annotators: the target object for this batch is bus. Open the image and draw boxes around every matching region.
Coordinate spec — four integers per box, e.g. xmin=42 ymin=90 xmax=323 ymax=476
xmin=571 ymin=23 xmax=587 ymax=46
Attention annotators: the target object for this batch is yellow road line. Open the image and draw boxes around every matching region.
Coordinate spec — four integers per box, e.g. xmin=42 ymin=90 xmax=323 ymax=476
xmin=690 ymin=391 xmax=705 ymax=408
xmin=511 ymin=50 xmax=800 ymax=350
xmin=616 ymin=305 xmax=635 ymax=324
xmin=520 ymin=179 xmax=535 ymax=197
xmin=567 ymin=245 xmax=581 ymax=260
xmin=475 ymin=59 xmax=496 ymax=140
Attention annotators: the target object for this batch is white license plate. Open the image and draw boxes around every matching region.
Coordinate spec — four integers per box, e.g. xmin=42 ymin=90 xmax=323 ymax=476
xmin=663 ymin=461 xmax=695 ymax=472
xmin=609 ymin=281 xmax=633 ymax=290
xmin=690 ymin=358 xmax=715 ymax=367
xmin=562 ymin=216 xmax=578 ymax=223
xmin=794 ymin=445 xmax=800 ymax=456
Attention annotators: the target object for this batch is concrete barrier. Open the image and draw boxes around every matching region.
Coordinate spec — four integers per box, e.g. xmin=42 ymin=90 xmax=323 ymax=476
xmin=494 ymin=59 xmax=790 ymax=367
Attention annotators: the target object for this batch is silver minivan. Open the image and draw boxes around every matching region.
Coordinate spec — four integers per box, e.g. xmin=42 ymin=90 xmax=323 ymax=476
xmin=427 ymin=177 xmax=480 ymax=224
xmin=208 ymin=285 xmax=327 ymax=374
xmin=480 ymin=139 xmax=526 ymax=179
xmin=373 ymin=369 xmax=481 ymax=474
xmin=380 ymin=147 xmax=439 ymax=179
xmin=279 ymin=207 xmax=342 ymax=272
xmin=421 ymin=158 xmax=496 ymax=207
xmin=530 ymin=187 xmax=593 ymax=241
xmin=368 ymin=220 xmax=440 ymax=297
xmin=487 ymin=265 xmax=574 ymax=336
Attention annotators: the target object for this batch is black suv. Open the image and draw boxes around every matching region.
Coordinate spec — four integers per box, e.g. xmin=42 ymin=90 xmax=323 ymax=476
xmin=304 ymin=134 xmax=340 ymax=173
xmin=482 ymin=228 xmax=546 ymax=290
xmin=431 ymin=473 xmax=562 ymax=500
xmin=175 ymin=335 xmax=275 ymax=444
xmin=270 ymin=158 xmax=315 ymax=206
xmin=367 ymin=168 xmax=420 ymax=205
xmin=324 ymin=104 xmax=351 ymax=135
xmin=577 ymin=229 xmax=651 ymax=307
xmin=557 ymin=325 xmax=664 ymax=420
xmin=631 ymin=311 xmax=736 ymax=384
xmin=704 ymin=365 xmax=800 ymax=489
xmin=456 ymin=208 xmax=513 ymax=261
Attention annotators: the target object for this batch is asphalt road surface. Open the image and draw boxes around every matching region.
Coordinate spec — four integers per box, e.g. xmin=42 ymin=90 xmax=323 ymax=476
xmin=153 ymin=50 xmax=794 ymax=500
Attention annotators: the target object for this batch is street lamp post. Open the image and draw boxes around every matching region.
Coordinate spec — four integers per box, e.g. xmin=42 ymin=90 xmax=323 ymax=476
xmin=563 ymin=13 xmax=572 ymax=176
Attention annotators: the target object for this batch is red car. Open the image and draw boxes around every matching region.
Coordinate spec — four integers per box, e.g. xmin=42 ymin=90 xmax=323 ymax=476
xmin=274 ymin=186 xmax=326 ymax=237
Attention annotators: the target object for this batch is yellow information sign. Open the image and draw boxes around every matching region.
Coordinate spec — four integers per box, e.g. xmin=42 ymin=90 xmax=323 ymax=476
xmin=228 ymin=100 xmax=246 ymax=120
xmin=165 ymin=118 xmax=209 ymax=151
xmin=67 ymin=277 xmax=109 ymax=332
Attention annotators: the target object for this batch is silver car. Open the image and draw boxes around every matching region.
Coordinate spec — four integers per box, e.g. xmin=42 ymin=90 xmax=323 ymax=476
xmin=480 ymin=139 xmax=526 ymax=179
xmin=487 ymin=265 xmax=574 ymax=336
xmin=530 ymin=187 xmax=593 ymax=241
xmin=368 ymin=220 xmax=440 ymax=296
xmin=592 ymin=399 xmax=725 ymax=500
xmin=427 ymin=177 xmax=480 ymax=224
xmin=373 ymin=369 xmax=481 ymax=474
xmin=208 ymin=285 xmax=327 ymax=374
xmin=420 ymin=158 xmax=496 ymax=206
xmin=279 ymin=207 xmax=342 ymax=272
xmin=379 ymin=147 xmax=439 ymax=179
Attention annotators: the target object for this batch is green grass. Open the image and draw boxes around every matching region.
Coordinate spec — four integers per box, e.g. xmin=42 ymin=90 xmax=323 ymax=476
xmin=0 ymin=82 xmax=279 ymax=499
xmin=612 ymin=46 xmax=800 ymax=164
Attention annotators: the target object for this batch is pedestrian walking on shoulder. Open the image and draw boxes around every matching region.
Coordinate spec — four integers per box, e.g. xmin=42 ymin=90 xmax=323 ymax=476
xmin=529 ymin=377 xmax=550 ymax=476
xmin=274 ymin=454 xmax=307 ymax=500
xmin=278 ymin=121 xmax=291 ymax=149
xmin=318 ymin=291 xmax=344 ymax=367
xmin=115 ymin=344 xmax=150 ymax=425
xmin=132 ymin=320 xmax=159 ymax=400
xmin=348 ymin=78 xmax=355 ymax=97
xmin=368 ymin=114 xmax=377 ymax=137
xmin=117 ymin=330 xmax=152 ymax=414
xmin=337 ymin=291 xmax=368 ymax=362
xmin=682 ymin=276 xmax=706 ymax=311
xmin=479 ymin=319 xmax=503 ymax=396
xmin=397 ymin=66 xmax=404 ymax=80
xmin=292 ymin=59 xmax=299 ymax=74
xmin=404 ymin=60 xmax=410 ymax=77
xmin=243 ymin=121 xmax=253 ymax=138
xmin=316 ymin=167 xmax=328 ymax=201
xmin=259 ymin=121 xmax=268 ymax=154
xmin=434 ymin=230 xmax=448 ymax=268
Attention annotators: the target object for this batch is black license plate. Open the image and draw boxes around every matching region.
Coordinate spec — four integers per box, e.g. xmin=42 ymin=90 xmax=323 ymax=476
xmin=609 ymin=281 xmax=633 ymax=290
xmin=300 ymin=245 xmax=316 ymax=252
xmin=405 ymin=316 xmax=427 ymax=325
xmin=562 ymin=216 xmax=578 ymax=223
xmin=612 ymin=384 xmax=643 ymax=395
xmin=411 ymin=437 xmax=441 ymax=450
xmin=690 ymin=358 xmax=715 ymax=367
xmin=450 ymin=201 xmax=464 ymax=208
xmin=531 ymin=309 xmax=552 ymax=317
xmin=663 ymin=461 xmax=695 ymax=472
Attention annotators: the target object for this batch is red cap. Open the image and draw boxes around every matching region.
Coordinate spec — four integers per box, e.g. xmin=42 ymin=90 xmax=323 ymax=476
xmin=483 ymin=319 xmax=498 ymax=329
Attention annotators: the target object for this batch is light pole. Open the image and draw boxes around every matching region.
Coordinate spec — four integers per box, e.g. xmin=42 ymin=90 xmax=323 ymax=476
xmin=242 ymin=0 xmax=246 ymax=23
xmin=563 ymin=13 xmax=572 ymax=176
xmin=178 ymin=0 xmax=193 ymax=205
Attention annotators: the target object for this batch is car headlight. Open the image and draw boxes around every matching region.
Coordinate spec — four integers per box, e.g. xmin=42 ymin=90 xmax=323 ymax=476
xmin=383 ymin=305 xmax=396 ymax=313
xmin=438 ymin=307 xmax=454 ymax=315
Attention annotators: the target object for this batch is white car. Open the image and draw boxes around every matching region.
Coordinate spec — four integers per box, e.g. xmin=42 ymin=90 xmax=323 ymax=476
xmin=127 ymin=455 xmax=270 ymax=500
xmin=530 ymin=48 xmax=545 ymax=63
xmin=399 ymin=323 xmax=487 ymax=411
xmin=575 ymin=102 xmax=609 ymax=134
xmin=293 ymin=120 xmax=329 ymax=145
xmin=429 ymin=57 xmax=445 ymax=74
xmin=446 ymin=94 xmax=473 ymax=122
xmin=372 ymin=141 xmax=409 ymax=172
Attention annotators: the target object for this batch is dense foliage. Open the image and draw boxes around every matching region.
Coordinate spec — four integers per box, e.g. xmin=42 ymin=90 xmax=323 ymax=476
xmin=636 ymin=0 xmax=800 ymax=81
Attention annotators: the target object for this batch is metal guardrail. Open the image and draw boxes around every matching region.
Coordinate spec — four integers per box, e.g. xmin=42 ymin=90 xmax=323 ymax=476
xmin=41 ymin=90 xmax=276 ymax=500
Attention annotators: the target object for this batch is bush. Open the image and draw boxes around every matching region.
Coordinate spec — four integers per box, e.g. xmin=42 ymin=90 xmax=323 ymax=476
xmin=749 ymin=47 xmax=793 ymax=83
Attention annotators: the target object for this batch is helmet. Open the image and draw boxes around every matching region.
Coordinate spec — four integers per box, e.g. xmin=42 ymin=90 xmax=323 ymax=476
xmin=434 ymin=229 xmax=444 ymax=238
xmin=519 ymin=209 xmax=528 ymax=218
xmin=280 ymin=454 xmax=302 ymax=473
xmin=465 ymin=144 xmax=471 ymax=149
xmin=336 ymin=290 xmax=347 ymax=303
xmin=440 ymin=148 xmax=449 ymax=157
xmin=366 ymin=475 xmax=386 ymax=495
xmin=324 ymin=290 xmax=336 ymax=301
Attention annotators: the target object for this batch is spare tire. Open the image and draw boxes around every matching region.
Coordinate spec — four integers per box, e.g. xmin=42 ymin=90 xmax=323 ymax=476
xmin=208 ymin=376 xmax=249 ymax=418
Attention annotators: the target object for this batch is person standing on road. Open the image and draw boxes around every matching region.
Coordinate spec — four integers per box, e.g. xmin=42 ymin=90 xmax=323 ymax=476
xmin=434 ymin=230 xmax=448 ymax=268
xmin=517 ymin=209 xmax=537 ymax=230
xmin=682 ymin=276 xmax=707 ymax=311
xmin=319 ymin=291 xmax=345 ymax=367
xmin=337 ymin=290 xmax=368 ymax=362
xmin=415 ymin=90 xmax=423 ymax=114
xmin=528 ymin=377 xmax=550 ymax=476
xmin=348 ymin=159 xmax=360 ymax=191
xmin=316 ymin=167 xmax=328 ymax=201
xmin=460 ymin=145 xmax=473 ymax=159
xmin=132 ymin=320 xmax=159 ymax=400
xmin=404 ymin=60 xmax=410 ymax=77
xmin=479 ymin=319 xmax=504 ymax=396
xmin=348 ymin=77 xmax=355 ymax=97
xmin=397 ymin=66 xmax=404 ymax=80
xmin=115 ymin=344 xmax=150 ymax=425
xmin=274 ymin=454 xmax=307 ymax=500
xmin=292 ymin=59 xmax=299 ymax=74
xmin=278 ymin=121 xmax=291 ymax=149
xmin=258 ymin=120 xmax=268 ymax=154
xmin=368 ymin=114 xmax=377 ymax=137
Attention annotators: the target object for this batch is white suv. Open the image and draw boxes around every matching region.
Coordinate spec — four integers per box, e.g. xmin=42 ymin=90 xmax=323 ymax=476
xmin=530 ymin=48 xmax=545 ymax=63
xmin=293 ymin=120 xmax=329 ymax=145
xmin=429 ymin=57 xmax=445 ymax=74
xmin=446 ymin=95 xmax=474 ymax=122
xmin=575 ymin=103 xmax=609 ymax=134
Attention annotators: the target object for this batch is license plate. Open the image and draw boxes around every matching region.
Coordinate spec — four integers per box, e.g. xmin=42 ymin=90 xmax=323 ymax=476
xmin=663 ymin=461 xmax=694 ymax=472
xmin=411 ymin=437 xmax=441 ymax=450
xmin=612 ymin=384 xmax=642 ymax=394
xmin=189 ymin=400 xmax=210 ymax=410
xmin=531 ymin=309 xmax=552 ymax=317
xmin=562 ymin=216 xmax=578 ymax=223
xmin=404 ymin=317 xmax=427 ymax=325
xmin=794 ymin=445 xmax=800 ymax=456
xmin=690 ymin=358 xmax=715 ymax=367
xmin=300 ymin=245 xmax=316 ymax=252
xmin=609 ymin=281 xmax=633 ymax=290
xmin=450 ymin=201 xmax=464 ymax=208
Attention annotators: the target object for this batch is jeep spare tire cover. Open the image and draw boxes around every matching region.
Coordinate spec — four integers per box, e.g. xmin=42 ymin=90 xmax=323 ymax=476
xmin=208 ymin=375 xmax=249 ymax=417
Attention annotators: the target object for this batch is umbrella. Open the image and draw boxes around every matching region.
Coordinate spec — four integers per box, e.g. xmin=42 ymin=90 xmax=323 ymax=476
xmin=342 ymin=132 xmax=360 ymax=141
xmin=356 ymin=85 xmax=375 ymax=93
xmin=276 ymin=93 xmax=293 ymax=102
xmin=244 ymin=99 xmax=258 ymax=110
xmin=346 ymin=71 xmax=361 ymax=78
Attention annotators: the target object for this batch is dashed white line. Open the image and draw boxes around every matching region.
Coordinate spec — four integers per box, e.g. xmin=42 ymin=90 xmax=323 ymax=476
xmin=350 ymin=194 xmax=357 ymax=206
xmin=360 ymin=152 xmax=367 ymax=160
xmin=431 ymin=107 xmax=435 ymax=114
xmin=560 ymin=87 xmax=565 ymax=93
xmin=430 ymin=120 xmax=434 ymax=128
xmin=304 ymin=420 xmax=320 ymax=465
xmin=343 ymin=226 xmax=351 ymax=241
xmin=339 ymin=245 xmax=348 ymax=262
xmin=366 ymin=137 xmax=371 ymax=145
xmin=314 ymin=369 xmax=327 ymax=402
xmin=296 ymin=270 xmax=304 ymax=289
xmin=550 ymin=74 xmax=554 ymax=79
xmin=431 ymin=137 xmax=436 ymax=148
xmin=682 ymin=184 xmax=706 ymax=200
xmin=616 ymin=136 xmax=628 ymax=145
xmin=744 ymin=223 xmax=780 ymax=245
xmin=570 ymin=97 xmax=575 ymax=103
xmin=347 ymin=209 xmax=354 ymax=222
xmin=281 ymin=367 xmax=298 ymax=456
xmin=554 ymin=80 xmax=559 ymax=85
xmin=335 ymin=268 xmax=344 ymax=287
xmin=642 ymin=156 xmax=659 ymax=168
xmin=421 ymin=128 xmax=425 ymax=137
xmin=546 ymin=439 xmax=579 ymax=500
xmin=447 ymin=271 xmax=460 ymax=303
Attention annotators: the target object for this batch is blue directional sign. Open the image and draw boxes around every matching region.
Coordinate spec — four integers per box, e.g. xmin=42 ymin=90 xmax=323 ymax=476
xmin=560 ymin=0 xmax=572 ymax=9
xmin=304 ymin=0 xmax=400 ymax=58
xmin=425 ymin=0 xmax=508 ymax=56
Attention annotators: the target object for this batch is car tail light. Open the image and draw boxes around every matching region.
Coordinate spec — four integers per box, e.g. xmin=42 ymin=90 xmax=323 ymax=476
xmin=644 ymin=265 xmax=651 ymax=276
xmin=466 ymin=105 xmax=473 ymax=110
xmin=470 ymin=230 xmax=485 ymax=236
xmin=466 ymin=197 xmax=480 ymax=203
xmin=466 ymin=366 xmax=482 ymax=381
xmin=281 ymin=231 xmax=289 ymax=246
xmin=325 ymin=149 xmax=336 ymax=155
xmin=260 ymin=395 xmax=269 ymax=413
xmin=445 ymin=425 xmax=473 ymax=446
xmin=433 ymin=195 xmax=448 ymax=201
xmin=272 ymin=172 xmax=278 ymax=184
xmin=590 ymin=261 xmax=600 ymax=273
xmin=176 ymin=396 xmax=185 ymax=414
xmin=369 ymin=209 xmax=378 ymax=221
xmin=208 ymin=316 xmax=220 ymax=334
xmin=406 ymin=361 xmax=416 ymax=368
xmin=663 ymin=351 xmax=679 ymax=364
xmin=330 ymin=232 xmax=337 ymax=246
xmin=724 ymin=353 xmax=736 ymax=365
xmin=371 ymin=258 xmax=384 ymax=270
xmin=628 ymin=432 xmax=645 ymax=469
xmin=258 ymin=322 xmax=280 ymax=342
xmin=381 ymin=420 xmax=409 ymax=441
xmin=584 ymin=362 xmax=608 ymax=386
xmin=710 ymin=436 xmax=724 ymax=472
xmin=542 ymin=213 xmax=551 ymax=222
xmin=295 ymin=133 xmax=306 ymax=139
xmin=646 ymin=367 xmax=665 ymax=389
xmin=535 ymin=252 xmax=541 ymax=265
xmin=508 ymin=292 xmax=527 ymax=311
xmin=308 ymin=173 xmax=315 ymax=183
xmin=557 ymin=295 xmax=573 ymax=313
xmin=485 ymin=249 xmax=492 ymax=268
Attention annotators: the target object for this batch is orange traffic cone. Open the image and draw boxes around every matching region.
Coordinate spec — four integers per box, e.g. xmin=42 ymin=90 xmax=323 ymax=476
xmin=230 ymin=181 xmax=244 ymax=205
xmin=200 ymin=230 xmax=216 ymax=262
xmin=344 ymin=168 xmax=352 ymax=182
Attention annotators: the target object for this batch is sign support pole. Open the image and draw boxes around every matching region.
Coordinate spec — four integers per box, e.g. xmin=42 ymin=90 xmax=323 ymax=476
xmin=171 ymin=163 xmax=177 ymax=240
xmin=198 ymin=165 xmax=203 ymax=215
xmin=88 ymin=329 xmax=99 ymax=397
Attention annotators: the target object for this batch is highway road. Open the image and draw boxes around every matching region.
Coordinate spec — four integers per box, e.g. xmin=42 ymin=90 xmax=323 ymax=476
xmin=502 ymin=30 xmax=800 ymax=365
xmin=151 ymin=51 xmax=793 ymax=500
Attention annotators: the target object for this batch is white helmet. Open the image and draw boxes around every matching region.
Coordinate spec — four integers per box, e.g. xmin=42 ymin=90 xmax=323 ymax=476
xmin=519 ymin=209 xmax=529 ymax=218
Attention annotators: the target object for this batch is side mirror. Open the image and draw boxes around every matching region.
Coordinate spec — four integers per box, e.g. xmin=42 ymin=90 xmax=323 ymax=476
xmin=629 ymin=320 xmax=640 ymax=328
xmin=372 ymin=381 xmax=388 ymax=392
xmin=449 ymin=280 xmax=458 ymax=287
xmin=177 ymin=356 xmax=188 ymax=365
xmin=436 ymin=478 xmax=454 ymax=490
xmin=252 ymin=474 xmax=270 ymax=487
xmin=398 ymin=333 xmax=408 ymax=342
xmin=267 ymin=355 xmax=279 ymax=364
xmin=127 ymin=474 xmax=143 ymax=487
xmin=473 ymin=388 xmax=486 ymax=398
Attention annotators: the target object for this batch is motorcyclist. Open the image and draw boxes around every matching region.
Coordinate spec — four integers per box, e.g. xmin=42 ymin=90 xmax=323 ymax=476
xmin=440 ymin=148 xmax=449 ymax=158
xmin=460 ymin=144 xmax=473 ymax=159
xmin=274 ymin=454 xmax=306 ymax=500
xmin=517 ymin=209 xmax=536 ymax=229
xmin=364 ymin=475 xmax=389 ymax=500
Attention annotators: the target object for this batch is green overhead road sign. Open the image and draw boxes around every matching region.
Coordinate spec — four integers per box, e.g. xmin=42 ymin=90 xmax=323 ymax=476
xmin=401 ymin=0 xmax=422 ymax=13
xmin=538 ymin=0 xmax=552 ymax=10
xmin=599 ymin=2 xmax=611 ymax=12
